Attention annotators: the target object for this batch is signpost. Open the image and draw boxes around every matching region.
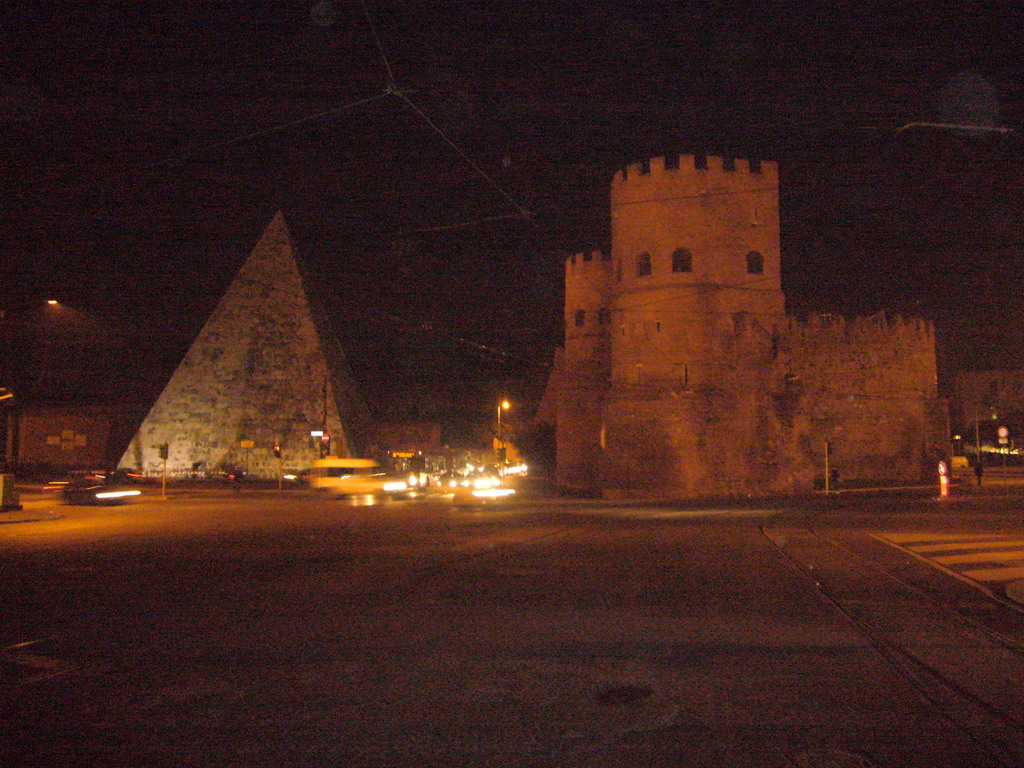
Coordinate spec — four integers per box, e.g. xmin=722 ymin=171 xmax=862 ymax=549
xmin=240 ymin=439 xmax=254 ymax=476
xmin=158 ymin=442 xmax=169 ymax=499
xmin=824 ymin=440 xmax=832 ymax=494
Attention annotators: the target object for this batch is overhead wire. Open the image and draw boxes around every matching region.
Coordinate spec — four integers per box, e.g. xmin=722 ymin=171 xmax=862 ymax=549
xmin=399 ymin=212 xmax=530 ymax=234
xmin=359 ymin=0 xmax=397 ymax=90
xmin=393 ymin=90 xmax=535 ymax=222
xmin=347 ymin=0 xmax=536 ymax=230
xmin=84 ymin=8 xmax=1024 ymax=347
xmin=158 ymin=91 xmax=394 ymax=167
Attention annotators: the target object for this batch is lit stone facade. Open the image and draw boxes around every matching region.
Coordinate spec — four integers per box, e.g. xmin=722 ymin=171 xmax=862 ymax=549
xmin=120 ymin=212 xmax=370 ymax=479
xmin=557 ymin=154 xmax=948 ymax=497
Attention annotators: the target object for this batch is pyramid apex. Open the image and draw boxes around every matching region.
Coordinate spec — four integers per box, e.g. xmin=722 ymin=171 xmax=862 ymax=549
xmin=244 ymin=211 xmax=294 ymax=264
xmin=264 ymin=209 xmax=290 ymax=236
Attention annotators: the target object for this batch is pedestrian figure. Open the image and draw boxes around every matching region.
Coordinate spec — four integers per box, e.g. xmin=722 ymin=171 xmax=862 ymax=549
xmin=974 ymin=461 xmax=984 ymax=487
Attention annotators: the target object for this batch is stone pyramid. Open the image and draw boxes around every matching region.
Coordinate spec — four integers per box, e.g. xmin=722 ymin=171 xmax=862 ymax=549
xmin=120 ymin=211 xmax=370 ymax=478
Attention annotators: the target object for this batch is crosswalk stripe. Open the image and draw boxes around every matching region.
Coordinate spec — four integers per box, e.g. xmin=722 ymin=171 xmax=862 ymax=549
xmin=913 ymin=538 xmax=1024 ymax=553
xmin=875 ymin=531 xmax=1024 ymax=593
xmin=879 ymin=532 xmax=1010 ymax=544
xmin=933 ymin=549 xmax=1024 ymax=565
xmin=962 ymin=565 xmax=1024 ymax=582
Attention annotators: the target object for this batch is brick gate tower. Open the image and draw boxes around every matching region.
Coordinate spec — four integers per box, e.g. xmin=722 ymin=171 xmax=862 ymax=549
xmin=556 ymin=153 xmax=947 ymax=498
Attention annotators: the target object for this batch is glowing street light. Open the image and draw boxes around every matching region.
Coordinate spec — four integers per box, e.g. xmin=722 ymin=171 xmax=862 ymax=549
xmin=497 ymin=399 xmax=510 ymax=461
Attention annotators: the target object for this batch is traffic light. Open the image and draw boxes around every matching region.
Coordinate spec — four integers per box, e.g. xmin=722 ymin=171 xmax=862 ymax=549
xmin=319 ymin=433 xmax=330 ymax=458
xmin=273 ymin=443 xmax=281 ymax=459
xmin=158 ymin=443 xmax=169 ymax=460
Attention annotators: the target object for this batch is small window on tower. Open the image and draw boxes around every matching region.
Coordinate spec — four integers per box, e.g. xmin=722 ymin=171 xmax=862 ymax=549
xmin=598 ymin=308 xmax=611 ymax=325
xmin=637 ymin=252 xmax=652 ymax=277
xmin=672 ymin=248 xmax=693 ymax=273
xmin=746 ymin=250 xmax=764 ymax=274
xmin=574 ymin=309 xmax=586 ymax=327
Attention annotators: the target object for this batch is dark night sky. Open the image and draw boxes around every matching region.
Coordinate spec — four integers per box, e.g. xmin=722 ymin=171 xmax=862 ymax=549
xmin=3 ymin=1 xmax=1024 ymax=430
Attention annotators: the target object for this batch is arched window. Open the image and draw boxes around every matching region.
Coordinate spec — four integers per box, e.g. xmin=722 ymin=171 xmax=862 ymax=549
xmin=746 ymin=250 xmax=764 ymax=275
xmin=574 ymin=309 xmax=586 ymax=327
xmin=672 ymin=248 xmax=693 ymax=273
xmin=637 ymin=252 xmax=652 ymax=277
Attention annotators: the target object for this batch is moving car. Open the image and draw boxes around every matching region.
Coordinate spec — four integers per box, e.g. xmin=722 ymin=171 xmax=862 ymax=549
xmin=50 ymin=471 xmax=143 ymax=505
xmin=308 ymin=458 xmax=415 ymax=499
xmin=438 ymin=467 xmax=515 ymax=501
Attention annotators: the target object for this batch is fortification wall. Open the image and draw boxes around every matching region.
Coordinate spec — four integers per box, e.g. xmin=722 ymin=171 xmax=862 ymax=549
xmin=597 ymin=311 xmax=945 ymax=496
xmin=558 ymin=251 xmax=614 ymax=489
xmin=600 ymin=316 xmax=805 ymax=497
xmin=778 ymin=313 xmax=944 ymax=485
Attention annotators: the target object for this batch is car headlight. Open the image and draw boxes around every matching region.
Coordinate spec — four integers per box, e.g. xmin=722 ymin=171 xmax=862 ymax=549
xmin=382 ymin=481 xmax=408 ymax=492
xmin=95 ymin=490 xmax=141 ymax=499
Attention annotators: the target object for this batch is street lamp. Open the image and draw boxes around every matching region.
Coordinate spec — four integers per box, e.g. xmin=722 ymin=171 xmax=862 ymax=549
xmin=974 ymin=407 xmax=997 ymax=465
xmin=497 ymin=399 xmax=510 ymax=461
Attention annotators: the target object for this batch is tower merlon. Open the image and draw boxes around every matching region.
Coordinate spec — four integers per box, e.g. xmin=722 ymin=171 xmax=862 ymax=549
xmin=614 ymin=154 xmax=778 ymax=186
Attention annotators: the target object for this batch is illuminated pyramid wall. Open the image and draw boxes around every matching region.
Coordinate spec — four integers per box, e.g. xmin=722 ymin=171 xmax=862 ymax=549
xmin=120 ymin=211 xmax=370 ymax=478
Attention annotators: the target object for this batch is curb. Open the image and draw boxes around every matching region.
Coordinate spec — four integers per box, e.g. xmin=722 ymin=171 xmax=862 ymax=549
xmin=1006 ymin=580 xmax=1024 ymax=606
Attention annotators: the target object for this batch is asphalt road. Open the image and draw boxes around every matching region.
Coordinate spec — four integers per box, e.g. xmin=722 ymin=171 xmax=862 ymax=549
xmin=3 ymin=484 xmax=1024 ymax=767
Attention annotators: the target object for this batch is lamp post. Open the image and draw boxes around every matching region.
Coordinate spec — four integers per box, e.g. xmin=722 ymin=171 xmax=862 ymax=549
xmin=497 ymin=399 xmax=510 ymax=462
xmin=0 ymin=388 xmax=13 ymax=474
xmin=974 ymin=407 xmax=997 ymax=466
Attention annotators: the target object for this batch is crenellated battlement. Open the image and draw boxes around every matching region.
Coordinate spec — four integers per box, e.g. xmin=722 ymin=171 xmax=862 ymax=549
xmin=565 ymin=249 xmax=614 ymax=288
xmin=784 ymin=312 xmax=934 ymax=347
xmin=612 ymin=153 xmax=778 ymax=189
xmin=566 ymin=250 xmax=611 ymax=267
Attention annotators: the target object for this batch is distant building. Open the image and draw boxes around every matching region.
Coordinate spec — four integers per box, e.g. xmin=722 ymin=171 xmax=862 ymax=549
xmin=119 ymin=212 xmax=371 ymax=479
xmin=552 ymin=154 xmax=949 ymax=497
xmin=950 ymin=369 xmax=1024 ymax=428
xmin=15 ymin=405 xmax=116 ymax=471
xmin=370 ymin=421 xmax=443 ymax=455
xmin=949 ymin=370 xmax=1024 ymax=456
xmin=0 ymin=299 xmax=147 ymax=473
